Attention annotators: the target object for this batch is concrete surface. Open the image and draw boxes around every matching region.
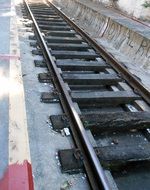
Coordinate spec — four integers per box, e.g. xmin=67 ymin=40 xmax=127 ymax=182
xmin=0 ymin=0 xmax=32 ymax=189
xmin=0 ymin=0 xmax=11 ymax=179
xmin=52 ymin=0 xmax=150 ymax=91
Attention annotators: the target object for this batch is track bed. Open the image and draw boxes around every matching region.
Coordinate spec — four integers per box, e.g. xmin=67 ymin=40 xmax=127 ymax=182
xmin=23 ymin=1 xmax=150 ymax=189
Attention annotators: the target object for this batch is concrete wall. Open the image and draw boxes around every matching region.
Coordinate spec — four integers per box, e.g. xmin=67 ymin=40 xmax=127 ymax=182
xmin=53 ymin=0 xmax=150 ymax=70
xmin=92 ymin=0 xmax=150 ymax=21
xmin=52 ymin=0 xmax=150 ymax=89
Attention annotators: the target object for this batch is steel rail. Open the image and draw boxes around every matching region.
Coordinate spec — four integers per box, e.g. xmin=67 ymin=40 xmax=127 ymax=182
xmin=49 ymin=1 xmax=150 ymax=105
xmin=24 ymin=1 xmax=111 ymax=189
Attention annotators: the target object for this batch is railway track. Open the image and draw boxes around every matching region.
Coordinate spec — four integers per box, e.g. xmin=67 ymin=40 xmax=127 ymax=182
xmin=23 ymin=0 xmax=150 ymax=189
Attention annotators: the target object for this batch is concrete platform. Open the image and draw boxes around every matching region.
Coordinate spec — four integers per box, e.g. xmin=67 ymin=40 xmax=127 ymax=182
xmin=0 ymin=0 xmax=11 ymax=180
xmin=0 ymin=0 xmax=33 ymax=189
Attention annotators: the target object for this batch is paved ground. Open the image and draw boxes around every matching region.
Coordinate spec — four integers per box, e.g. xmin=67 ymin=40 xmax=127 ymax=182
xmin=0 ymin=0 xmax=11 ymax=179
